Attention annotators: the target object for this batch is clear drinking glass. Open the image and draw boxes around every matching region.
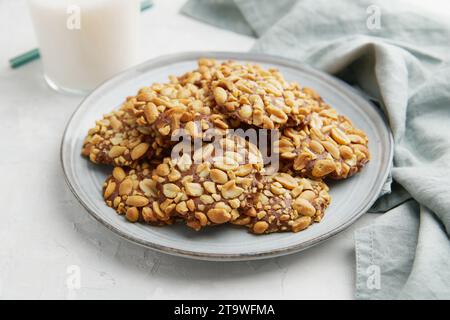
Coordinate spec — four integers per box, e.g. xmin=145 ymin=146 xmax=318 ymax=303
xmin=28 ymin=0 xmax=140 ymax=94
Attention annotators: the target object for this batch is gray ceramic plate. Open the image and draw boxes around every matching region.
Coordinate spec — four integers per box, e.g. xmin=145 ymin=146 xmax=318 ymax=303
xmin=61 ymin=52 xmax=393 ymax=261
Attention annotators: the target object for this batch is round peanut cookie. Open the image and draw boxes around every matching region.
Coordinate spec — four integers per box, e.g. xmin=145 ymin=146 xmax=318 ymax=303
xmin=82 ymin=107 xmax=158 ymax=166
xmin=210 ymin=60 xmax=328 ymax=129
xmin=82 ymin=80 xmax=198 ymax=166
xmin=276 ymin=109 xmax=370 ymax=179
xmin=129 ymin=69 xmax=237 ymax=150
xmin=82 ymin=76 xmax=225 ymax=166
xmin=152 ymin=136 xmax=264 ymax=231
xmin=238 ymin=173 xmax=331 ymax=234
xmin=103 ymin=164 xmax=176 ymax=225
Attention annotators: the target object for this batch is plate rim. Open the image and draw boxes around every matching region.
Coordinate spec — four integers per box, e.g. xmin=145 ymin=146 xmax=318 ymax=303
xmin=61 ymin=51 xmax=394 ymax=261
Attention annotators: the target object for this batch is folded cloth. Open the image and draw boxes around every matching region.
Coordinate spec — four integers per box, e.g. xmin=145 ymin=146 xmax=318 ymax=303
xmin=181 ymin=0 xmax=450 ymax=299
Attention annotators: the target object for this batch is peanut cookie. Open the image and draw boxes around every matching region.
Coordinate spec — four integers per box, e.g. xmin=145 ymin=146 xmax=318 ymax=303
xmin=237 ymin=173 xmax=331 ymax=234
xmin=103 ymin=164 xmax=176 ymax=225
xmin=151 ymin=136 xmax=264 ymax=230
xmin=276 ymin=109 xmax=370 ymax=179
xmin=82 ymin=107 xmax=158 ymax=166
xmin=82 ymin=80 xmax=218 ymax=165
xmin=210 ymin=61 xmax=328 ymax=129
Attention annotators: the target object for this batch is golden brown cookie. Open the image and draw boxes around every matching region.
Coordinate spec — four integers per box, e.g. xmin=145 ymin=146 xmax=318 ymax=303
xmin=81 ymin=107 xmax=158 ymax=166
xmin=276 ymin=109 xmax=370 ymax=179
xmin=103 ymin=164 xmax=176 ymax=225
xmin=152 ymin=136 xmax=264 ymax=230
xmin=237 ymin=173 xmax=331 ymax=234
xmin=209 ymin=61 xmax=329 ymax=129
xmin=82 ymin=80 xmax=218 ymax=165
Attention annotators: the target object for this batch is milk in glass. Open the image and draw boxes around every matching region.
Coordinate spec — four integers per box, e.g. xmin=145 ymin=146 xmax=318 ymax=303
xmin=28 ymin=0 xmax=140 ymax=94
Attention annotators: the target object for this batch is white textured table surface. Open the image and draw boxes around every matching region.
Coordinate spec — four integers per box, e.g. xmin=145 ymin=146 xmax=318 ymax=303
xmin=3 ymin=0 xmax=445 ymax=300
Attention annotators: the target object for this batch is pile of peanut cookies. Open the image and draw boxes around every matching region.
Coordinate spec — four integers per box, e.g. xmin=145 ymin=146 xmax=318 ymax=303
xmin=82 ymin=59 xmax=370 ymax=234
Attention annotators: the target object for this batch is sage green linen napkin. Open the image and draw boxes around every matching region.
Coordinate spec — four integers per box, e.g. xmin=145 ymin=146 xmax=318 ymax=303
xmin=181 ymin=0 xmax=450 ymax=299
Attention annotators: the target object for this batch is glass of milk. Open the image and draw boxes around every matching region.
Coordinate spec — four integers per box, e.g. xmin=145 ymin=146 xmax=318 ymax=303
xmin=28 ymin=0 xmax=141 ymax=94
